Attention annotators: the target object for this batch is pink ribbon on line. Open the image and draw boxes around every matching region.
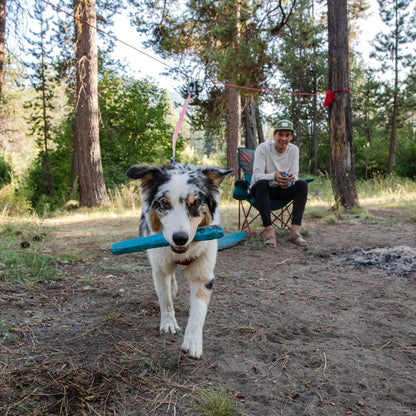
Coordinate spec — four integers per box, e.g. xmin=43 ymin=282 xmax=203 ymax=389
xmin=171 ymin=93 xmax=193 ymax=164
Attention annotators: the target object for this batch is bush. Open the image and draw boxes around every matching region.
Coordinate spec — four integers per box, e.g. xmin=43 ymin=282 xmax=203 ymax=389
xmin=395 ymin=137 xmax=416 ymax=179
xmin=0 ymin=182 xmax=32 ymax=216
xmin=0 ymin=154 xmax=12 ymax=187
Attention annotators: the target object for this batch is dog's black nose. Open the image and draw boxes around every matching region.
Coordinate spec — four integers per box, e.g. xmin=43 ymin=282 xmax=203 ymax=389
xmin=172 ymin=232 xmax=189 ymax=246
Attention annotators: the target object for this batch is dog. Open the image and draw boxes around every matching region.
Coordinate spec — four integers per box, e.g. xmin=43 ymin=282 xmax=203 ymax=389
xmin=126 ymin=163 xmax=233 ymax=358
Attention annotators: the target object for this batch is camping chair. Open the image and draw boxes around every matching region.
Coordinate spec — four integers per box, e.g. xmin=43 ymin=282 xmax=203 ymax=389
xmin=232 ymin=147 xmax=313 ymax=236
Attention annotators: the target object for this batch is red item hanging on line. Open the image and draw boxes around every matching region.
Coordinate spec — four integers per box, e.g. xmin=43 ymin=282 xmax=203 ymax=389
xmin=324 ymin=90 xmax=335 ymax=106
xmin=324 ymin=89 xmax=351 ymax=107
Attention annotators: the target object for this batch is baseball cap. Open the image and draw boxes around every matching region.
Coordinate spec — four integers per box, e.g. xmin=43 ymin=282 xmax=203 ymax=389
xmin=275 ymin=119 xmax=293 ymax=132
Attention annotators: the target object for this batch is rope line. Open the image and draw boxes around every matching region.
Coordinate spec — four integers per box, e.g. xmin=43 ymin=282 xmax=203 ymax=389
xmin=39 ymin=0 xmax=327 ymax=98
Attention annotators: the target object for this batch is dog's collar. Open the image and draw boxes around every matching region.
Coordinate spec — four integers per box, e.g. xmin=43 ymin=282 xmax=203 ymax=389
xmin=175 ymin=257 xmax=196 ymax=266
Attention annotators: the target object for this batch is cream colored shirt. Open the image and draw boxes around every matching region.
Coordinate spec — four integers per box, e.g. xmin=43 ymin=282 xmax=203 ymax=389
xmin=251 ymin=141 xmax=299 ymax=187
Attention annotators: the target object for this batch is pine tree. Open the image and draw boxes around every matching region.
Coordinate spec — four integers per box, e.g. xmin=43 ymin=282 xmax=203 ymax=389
xmin=327 ymin=0 xmax=359 ymax=208
xmin=371 ymin=0 xmax=416 ymax=175
xmin=74 ymin=0 xmax=109 ymax=207
xmin=0 ymin=0 xmax=5 ymax=101
xmin=25 ymin=0 xmax=56 ymax=198
xmin=270 ymin=0 xmax=327 ymax=175
xmin=128 ymin=0 xmax=295 ymax=170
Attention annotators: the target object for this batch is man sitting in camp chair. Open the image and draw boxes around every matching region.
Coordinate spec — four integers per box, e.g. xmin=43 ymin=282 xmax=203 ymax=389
xmin=250 ymin=119 xmax=309 ymax=247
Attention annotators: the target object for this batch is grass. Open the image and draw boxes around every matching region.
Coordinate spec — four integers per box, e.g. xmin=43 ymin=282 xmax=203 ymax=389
xmin=301 ymin=175 xmax=416 ymax=221
xmin=0 ymin=318 xmax=17 ymax=344
xmin=193 ymin=388 xmax=239 ymax=416
xmin=0 ymin=221 xmax=67 ymax=287
xmin=0 ymin=175 xmax=415 ymax=287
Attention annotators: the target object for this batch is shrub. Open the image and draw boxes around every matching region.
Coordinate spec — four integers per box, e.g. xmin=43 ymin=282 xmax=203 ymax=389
xmin=0 ymin=182 xmax=32 ymax=216
xmin=0 ymin=154 xmax=12 ymax=187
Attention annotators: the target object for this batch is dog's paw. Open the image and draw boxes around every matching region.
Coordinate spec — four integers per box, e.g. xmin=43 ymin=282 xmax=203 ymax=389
xmin=181 ymin=333 xmax=203 ymax=359
xmin=160 ymin=317 xmax=181 ymax=334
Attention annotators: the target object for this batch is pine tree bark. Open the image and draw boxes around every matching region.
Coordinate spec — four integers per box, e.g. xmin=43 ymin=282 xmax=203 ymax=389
xmin=310 ymin=70 xmax=318 ymax=176
xmin=0 ymin=0 xmax=6 ymax=101
xmin=327 ymin=0 xmax=359 ymax=209
xmin=74 ymin=0 xmax=109 ymax=207
xmin=242 ymin=95 xmax=257 ymax=149
xmin=387 ymin=54 xmax=399 ymax=175
xmin=226 ymin=87 xmax=241 ymax=177
xmin=255 ymin=102 xmax=265 ymax=144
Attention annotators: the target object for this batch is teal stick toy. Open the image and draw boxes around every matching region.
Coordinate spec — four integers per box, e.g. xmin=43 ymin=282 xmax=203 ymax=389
xmin=111 ymin=225 xmax=224 ymax=255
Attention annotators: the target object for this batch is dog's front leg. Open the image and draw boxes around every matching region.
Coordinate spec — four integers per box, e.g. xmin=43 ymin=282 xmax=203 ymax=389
xmin=153 ymin=269 xmax=181 ymax=334
xmin=181 ymin=278 xmax=213 ymax=358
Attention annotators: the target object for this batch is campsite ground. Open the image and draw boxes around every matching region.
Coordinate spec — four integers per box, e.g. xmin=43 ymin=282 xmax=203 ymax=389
xmin=1 ymin=204 xmax=416 ymax=415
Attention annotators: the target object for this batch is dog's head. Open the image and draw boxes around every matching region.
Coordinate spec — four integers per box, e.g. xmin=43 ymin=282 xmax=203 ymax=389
xmin=127 ymin=164 xmax=233 ymax=253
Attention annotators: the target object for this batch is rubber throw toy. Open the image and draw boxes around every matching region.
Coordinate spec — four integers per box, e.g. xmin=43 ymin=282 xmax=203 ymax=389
xmin=111 ymin=225 xmax=224 ymax=255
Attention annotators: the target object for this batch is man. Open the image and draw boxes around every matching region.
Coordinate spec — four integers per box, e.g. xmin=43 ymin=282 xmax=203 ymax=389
xmin=250 ymin=119 xmax=308 ymax=247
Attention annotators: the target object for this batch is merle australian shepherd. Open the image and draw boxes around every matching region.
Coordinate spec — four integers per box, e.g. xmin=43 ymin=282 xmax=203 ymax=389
xmin=126 ymin=163 xmax=233 ymax=358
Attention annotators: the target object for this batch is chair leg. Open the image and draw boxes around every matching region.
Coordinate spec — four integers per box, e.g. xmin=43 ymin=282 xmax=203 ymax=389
xmin=239 ymin=200 xmax=294 ymax=234
xmin=270 ymin=201 xmax=293 ymax=230
xmin=239 ymin=200 xmax=257 ymax=237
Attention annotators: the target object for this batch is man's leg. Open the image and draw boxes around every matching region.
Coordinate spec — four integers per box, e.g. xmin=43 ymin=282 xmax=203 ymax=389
xmin=250 ymin=180 xmax=276 ymax=246
xmin=266 ymin=179 xmax=308 ymax=244
xmin=252 ymin=179 xmax=309 ymax=246
xmin=287 ymin=180 xmax=308 ymax=244
xmin=251 ymin=179 xmax=273 ymax=227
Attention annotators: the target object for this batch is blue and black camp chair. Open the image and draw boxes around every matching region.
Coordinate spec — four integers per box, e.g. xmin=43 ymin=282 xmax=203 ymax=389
xmin=232 ymin=147 xmax=313 ymax=236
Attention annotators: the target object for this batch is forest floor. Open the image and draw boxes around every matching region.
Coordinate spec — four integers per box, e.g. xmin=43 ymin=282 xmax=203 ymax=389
xmin=1 ymin=205 xmax=416 ymax=416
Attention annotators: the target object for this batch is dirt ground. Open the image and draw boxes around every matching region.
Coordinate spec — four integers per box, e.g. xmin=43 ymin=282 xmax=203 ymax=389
xmin=1 ymin=207 xmax=416 ymax=416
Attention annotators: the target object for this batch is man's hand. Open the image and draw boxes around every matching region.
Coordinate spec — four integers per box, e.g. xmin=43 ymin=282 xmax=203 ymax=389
xmin=274 ymin=171 xmax=295 ymax=188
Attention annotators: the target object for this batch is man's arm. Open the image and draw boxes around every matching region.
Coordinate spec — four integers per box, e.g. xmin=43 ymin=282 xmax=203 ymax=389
xmin=251 ymin=144 xmax=276 ymax=185
xmin=289 ymin=145 xmax=299 ymax=181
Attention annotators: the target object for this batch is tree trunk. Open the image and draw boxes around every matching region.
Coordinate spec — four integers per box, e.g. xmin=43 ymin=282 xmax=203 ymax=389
xmin=387 ymin=91 xmax=398 ymax=175
xmin=387 ymin=36 xmax=399 ymax=176
xmin=310 ymin=70 xmax=318 ymax=175
xmin=0 ymin=0 xmax=6 ymax=101
xmin=242 ymin=95 xmax=257 ymax=149
xmin=255 ymin=101 xmax=265 ymax=144
xmin=226 ymin=86 xmax=241 ymax=177
xmin=327 ymin=0 xmax=359 ymax=209
xmin=74 ymin=0 xmax=109 ymax=207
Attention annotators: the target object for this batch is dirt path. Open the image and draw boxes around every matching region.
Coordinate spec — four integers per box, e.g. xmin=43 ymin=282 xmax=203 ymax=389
xmin=1 ymin=209 xmax=415 ymax=415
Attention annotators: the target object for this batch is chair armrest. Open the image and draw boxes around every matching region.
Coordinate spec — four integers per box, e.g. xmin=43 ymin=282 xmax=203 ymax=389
xmin=233 ymin=179 xmax=250 ymax=200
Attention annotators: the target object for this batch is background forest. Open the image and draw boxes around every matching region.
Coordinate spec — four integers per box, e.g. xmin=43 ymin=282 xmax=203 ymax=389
xmin=0 ymin=0 xmax=416 ymax=215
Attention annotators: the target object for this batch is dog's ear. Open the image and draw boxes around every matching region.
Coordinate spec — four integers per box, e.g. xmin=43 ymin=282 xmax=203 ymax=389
xmin=126 ymin=165 xmax=164 ymax=180
xmin=201 ymin=167 xmax=234 ymax=186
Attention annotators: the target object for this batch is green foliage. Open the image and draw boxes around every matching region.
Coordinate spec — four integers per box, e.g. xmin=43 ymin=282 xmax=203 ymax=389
xmin=0 ymin=222 xmax=66 ymax=286
xmin=24 ymin=149 xmax=70 ymax=215
xmin=0 ymin=182 xmax=32 ymax=217
xmin=99 ymin=69 xmax=175 ymax=186
xmin=23 ymin=61 xmax=176 ymax=213
xmin=24 ymin=0 xmax=57 ymax=200
xmin=107 ymin=182 xmax=142 ymax=210
xmin=395 ymin=125 xmax=416 ymax=178
xmin=192 ymin=388 xmax=239 ymax=416
xmin=265 ymin=0 xmax=328 ymax=175
xmin=0 ymin=155 xmax=13 ymax=187
xmin=0 ymin=318 xmax=17 ymax=344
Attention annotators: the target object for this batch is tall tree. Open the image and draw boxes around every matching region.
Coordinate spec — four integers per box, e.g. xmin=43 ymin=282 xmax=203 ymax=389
xmin=272 ymin=0 xmax=328 ymax=175
xmin=371 ymin=0 xmax=416 ymax=175
xmin=351 ymin=66 xmax=388 ymax=178
xmin=73 ymin=0 xmax=109 ymax=207
xmin=128 ymin=0 xmax=294 ymax=170
xmin=0 ymin=0 xmax=5 ymax=101
xmin=327 ymin=0 xmax=359 ymax=208
xmin=25 ymin=0 xmax=55 ymax=198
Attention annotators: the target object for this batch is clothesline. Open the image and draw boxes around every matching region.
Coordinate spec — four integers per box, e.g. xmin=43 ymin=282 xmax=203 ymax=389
xmin=38 ymin=0 xmax=347 ymax=102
